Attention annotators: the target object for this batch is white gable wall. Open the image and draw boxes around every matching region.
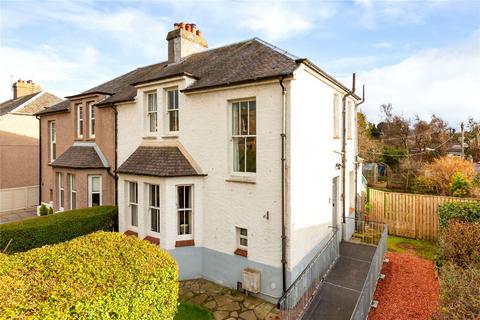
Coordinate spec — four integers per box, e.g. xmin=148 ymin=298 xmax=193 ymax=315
xmin=288 ymin=64 xmax=358 ymax=276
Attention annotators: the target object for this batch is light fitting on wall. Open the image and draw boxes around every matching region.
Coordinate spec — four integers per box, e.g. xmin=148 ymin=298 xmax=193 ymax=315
xmin=335 ymin=163 xmax=342 ymax=170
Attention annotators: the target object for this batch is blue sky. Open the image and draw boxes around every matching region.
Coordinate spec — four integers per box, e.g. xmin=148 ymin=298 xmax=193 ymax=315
xmin=1 ymin=0 xmax=479 ymax=127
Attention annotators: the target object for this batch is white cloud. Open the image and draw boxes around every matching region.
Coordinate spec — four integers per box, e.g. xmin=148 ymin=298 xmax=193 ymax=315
xmin=358 ymin=31 xmax=480 ymax=127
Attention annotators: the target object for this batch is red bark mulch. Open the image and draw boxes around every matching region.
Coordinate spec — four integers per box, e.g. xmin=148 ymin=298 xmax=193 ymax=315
xmin=369 ymin=252 xmax=440 ymax=320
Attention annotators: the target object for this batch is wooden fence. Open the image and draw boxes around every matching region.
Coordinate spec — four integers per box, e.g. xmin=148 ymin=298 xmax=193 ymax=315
xmin=368 ymin=189 xmax=479 ymax=241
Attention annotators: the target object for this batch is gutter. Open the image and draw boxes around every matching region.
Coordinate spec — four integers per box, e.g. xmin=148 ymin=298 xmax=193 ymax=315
xmin=35 ymin=115 xmax=42 ymax=205
xmin=279 ymin=77 xmax=287 ymax=294
xmin=354 ymin=86 xmax=365 ymax=220
xmin=341 ymin=74 xmax=356 ymax=226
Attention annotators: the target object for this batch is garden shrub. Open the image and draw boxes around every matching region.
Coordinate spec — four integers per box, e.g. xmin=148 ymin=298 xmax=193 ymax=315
xmin=0 ymin=232 xmax=178 ymax=319
xmin=438 ymin=201 xmax=480 ymax=229
xmin=412 ymin=176 xmax=438 ymax=195
xmin=48 ymin=206 xmax=54 ymax=215
xmin=0 ymin=206 xmax=117 ymax=253
xmin=438 ymin=262 xmax=480 ymax=319
xmin=439 ymin=221 xmax=480 ymax=268
xmin=38 ymin=204 xmax=48 ymax=216
xmin=449 ymin=172 xmax=471 ymax=198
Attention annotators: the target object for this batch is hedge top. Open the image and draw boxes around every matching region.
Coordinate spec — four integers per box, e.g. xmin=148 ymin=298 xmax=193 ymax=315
xmin=439 ymin=201 xmax=480 ymax=228
xmin=0 ymin=231 xmax=178 ymax=319
xmin=0 ymin=206 xmax=117 ymax=253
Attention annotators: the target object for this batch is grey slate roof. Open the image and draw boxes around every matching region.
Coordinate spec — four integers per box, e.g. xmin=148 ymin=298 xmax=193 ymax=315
xmin=117 ymin=146 xmax=203 ymax=177
xmin=68 ymin=38 xmax=299 ymax=107
xmin=36 ymin=100 xmax=69 ymax=115
xmin=0 ymin=92 xmax=41 ymax=116
xmin=50 ymin=145 xmax=108 ymax=169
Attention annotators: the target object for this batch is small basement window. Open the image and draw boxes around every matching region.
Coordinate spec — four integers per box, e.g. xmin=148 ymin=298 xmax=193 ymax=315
xmin=235 ymin=227 xmax=248 ymax=257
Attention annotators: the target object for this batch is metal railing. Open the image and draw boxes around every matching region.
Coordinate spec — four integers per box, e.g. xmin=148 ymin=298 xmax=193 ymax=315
xmin=349 ymin=218 xmax=388 ymax=320
xmin=277 ymin=229 xmax=339 ymax=320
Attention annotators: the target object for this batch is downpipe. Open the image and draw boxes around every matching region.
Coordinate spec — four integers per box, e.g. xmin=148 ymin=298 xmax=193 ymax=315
xmin=279 ymin=77 xmax=287 ymax=294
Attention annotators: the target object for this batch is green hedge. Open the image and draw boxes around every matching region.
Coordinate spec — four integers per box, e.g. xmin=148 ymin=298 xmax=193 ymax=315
xmin=0 ymin=206 xmax=117 ymax=253
xmin=439 ymin=201 xmax=480 ymax=229
xmin=0 ymin=231 xmax=178 ymax=319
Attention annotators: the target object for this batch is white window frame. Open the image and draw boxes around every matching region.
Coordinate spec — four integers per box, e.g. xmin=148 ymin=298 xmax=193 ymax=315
xmin=231 ymin=100 xmax=256 ymax=175
xmin=57 ymin=172 xmax=64 ymax=211
xmin=88 ymin=102 xmax=95 ymax=138
xmin=167 ymin=88 xmax=179 ymax=133
xmin=237 ymin=227 xmax=248 ymax=251
xmin=333 ymin=93 xmax=340 ymax=139
xmin=147 ymin=92 xmax=158 ymax=134
xmin=177 ymin=185 xmax=193 ymax=240
xmin=77 ymin=104 xmax=84 ymax=138
xmin=347 ymin=100 xmax=353 ymax=140
xmin=69 ymin=174 xmax=76 ymax=210
xmin=49 ymin=121 xmax=56 ymax=162
xmin=88 ymin=175 xmax=102 ymax=207
xmin=148 ymin=184 xmax=161 ymax=234
xmin=128 ymin=181 xmax=138 ymax=228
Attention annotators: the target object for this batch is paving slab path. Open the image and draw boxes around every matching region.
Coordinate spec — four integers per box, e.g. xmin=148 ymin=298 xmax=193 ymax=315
xmin=0 ymin=208 xmax=37 ymax=224
xmin=179 ymin=279 xmax=281 ymax=320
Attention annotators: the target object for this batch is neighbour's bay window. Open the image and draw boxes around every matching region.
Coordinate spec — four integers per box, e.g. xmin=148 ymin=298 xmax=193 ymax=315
xmin=147 ymin=92 xmax=158 ymax=133
xmin=149 ymin=184 xmax=160 ymax=233
xmin=49 ymin=121 xmax=56 ymax=162
xmin=88 ymin=175 xmax=102 ymax=207
xmin=88 ymin=102 xmax=95 ymax=138
xmin=232 ymin=100 xmax=256 ymax=173
xmin=167 ymin=89 xmax=179 ymax=132
xmin=77 ymin=104 xmax=84 ymax=138
xmin=69 ymin=174 xmax=76 ymax=210
xmin=177 ymin=185 xmax=193 ymax=239
xmin=57 ymin=172 xmax=64 ymax=210
xmin=129 ymin=181 xmax=138 ymax=227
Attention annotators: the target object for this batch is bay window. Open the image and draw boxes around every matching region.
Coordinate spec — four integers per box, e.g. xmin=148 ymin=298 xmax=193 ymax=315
xmin=129 ymin=181 xmax=138 ymax=227
xmin=57 ymin=172 xmax=64 ymax=210
xmin=232 ymin=100 xmax=256 ymax=173
xmin=149 ymin=184 xmax=160 ymax=233
xmin=177 ymin=185 xmax=193 ymax=238
xmin=69 ymin=174 xmax=76 ymax=210
xmin=88 ymin=175 xmax=102 ymax=207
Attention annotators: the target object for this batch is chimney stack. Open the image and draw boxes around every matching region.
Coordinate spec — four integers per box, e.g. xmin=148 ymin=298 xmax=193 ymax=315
xmin=12 ymin=79 xmax=42 ymax=99
xmin=167 ymin=22 xmax=208 ymax=64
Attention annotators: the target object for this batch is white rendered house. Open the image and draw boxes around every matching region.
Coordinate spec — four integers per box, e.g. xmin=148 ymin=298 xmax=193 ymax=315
xmin=83 ymin=23 xmax=362 ymax=301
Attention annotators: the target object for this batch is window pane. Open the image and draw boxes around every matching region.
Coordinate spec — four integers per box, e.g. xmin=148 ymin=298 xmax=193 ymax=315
xmin=184 ymin=186 xmax=191 ymax=209
xmin=131 ymin=205 xmax=138 ymax=226
xmin=233 ymin=137 xmax=245 ymax=172
xmin=177 ymin=186 xmax=184 ymax=209
xmin=91 ymin=177 xmax=100 ymax=192
xmin=232 ymin=103 xmax=239 ymax=135
xmin=71 ymin=192 xmax=76 ymax=210
xmin=240 ymin=102 xmax=248 ymax=135
xmin=168 ymin=90 xmax=174 ymax=110
xmin=52 ymin=143 xmax=56 ymax=160
xmin=169 ymin=110 xmax=179 ymax=131
xmin=148 ymin=93 xmax=157 ymax=111
xmin=91 ymin=193 xmax=100 ymax=206
xmin=248 ymin=101 xmax=256 ymax=135
xmin=240 ymin=238 xmax=248 ymax=246
xmin=149 ymin=113 xmax=157 ymax=132
xmin=246 ymin=137 xmax=256 ymax=173
xmin=151 ymin=208 xmax=160 ymax=232
xmin=150 ymin=185 xmax=155 ymax=206
xmin=240 ymin=228 xmax=247 ymax=236
xmin=174 ymin=90 xmax=179 ymax=109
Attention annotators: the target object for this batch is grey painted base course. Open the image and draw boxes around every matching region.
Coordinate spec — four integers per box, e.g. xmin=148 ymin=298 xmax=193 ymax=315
xmin=169 ymin=234 xmax=338 ymax=304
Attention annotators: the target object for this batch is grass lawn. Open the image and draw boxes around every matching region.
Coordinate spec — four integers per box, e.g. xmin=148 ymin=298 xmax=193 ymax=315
xmin=175 ymin=303 xmax=212 ymax=320
xmin=387 ymin=235 xmax=440 ymax=261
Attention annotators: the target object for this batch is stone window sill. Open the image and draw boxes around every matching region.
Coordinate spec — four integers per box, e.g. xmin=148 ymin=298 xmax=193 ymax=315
xmin=144 ymin=236 xmax=160 ymax=245
xmin=234 ymin=249 xmax=248 ymax=257
xmin=124 ymin=230 xmax=138 ymax=237
xmin=226 ymin=176 xmax=256 ymax=184
xmin=175 ymin=239 xmax=195 ymax=247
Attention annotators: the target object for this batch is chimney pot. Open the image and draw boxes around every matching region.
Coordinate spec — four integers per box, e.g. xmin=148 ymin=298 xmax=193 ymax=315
xmin=179 ymin=22 xmax=185 ymax=29
xmin=196 ymin=30 xmax=202 ymax=36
